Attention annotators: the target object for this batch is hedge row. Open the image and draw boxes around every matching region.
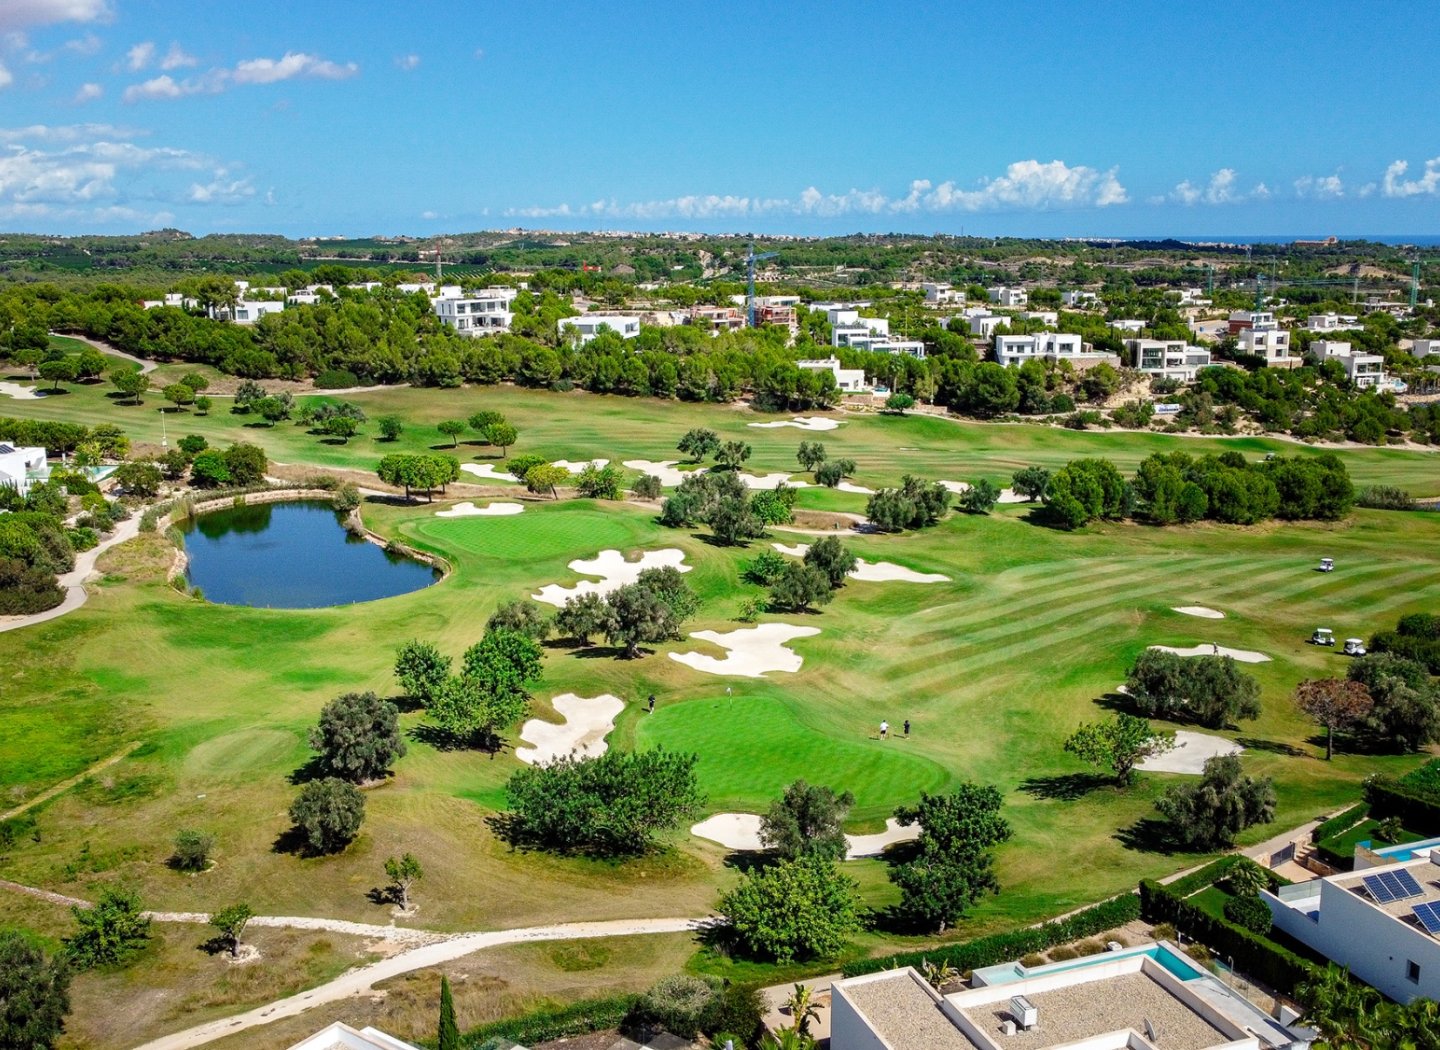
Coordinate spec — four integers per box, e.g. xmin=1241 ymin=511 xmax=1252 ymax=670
xmin=455 ymin=994 xmax=639 ymax=1049
xmin=1139 ymin=880 xmax=1316 ymax=994
xmin=841 ymin=893 xmax=1141 ymax=978
xmin=1311 ymin=802 xmax=1370 ymax=845
xmin=1364 ymin=776 xmax=1440 ymax=836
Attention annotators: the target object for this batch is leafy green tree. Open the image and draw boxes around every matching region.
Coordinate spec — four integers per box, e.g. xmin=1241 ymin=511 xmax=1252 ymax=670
xmin=113 ymin=460 xmax=162 ymax=497
xmin=501 ymin=748 xmax=704 ymax=855
xmin=576 ymin=463 xmax=625 ymax=499
xmin=289 ymin=778 xmax=366 ymax=854
xmin=1294 ymin=679 xmax=1373 ymax=760
xmin=467 ymin=410 xmax=505 ymax=436
xmin=208 ymin=903 xmax=253 ymax=958
xmin=438 ymin=973 xmax=459 ymax=1050
xmin=325 ymin=415 xmax=359 ymax=442
xmin=677 ymin=427 xmax=720 ymax=462
xmin=959 ymin=478 xmax=999 ymax=514
xmin=796 ymin=441 xmax=826 ymax=472
xmin=309 ymin=691 xmax=407 ymax=782
xmin=604 ymin=567 xmax=699 ymax=657
xmin=74 ymin=348 xmax=108 ymax=381
xmin=760 ymin=780 xmax=855 ymax=862
xmin=803 ymin=537 xmax=856 ymax=589
xmin=177 ymin=434 xmax=208 ymax=456
xmin=394 ymin=640 xmax=451 ymax=704
xmin=749 ymin=486 xmax=795 ymax=526
xmin=194 ymin=395 xmax=212 ymax=414
xmin=708 ymin=493 xmax=764 ymax=545
xmin=384 ymin=853 xmax=423 ymax=911
xmin=483 ymin=421 xmax=518 ymax=457
xmin=865 ymin=475 xmax=952 ymax=532
xmin=179 ymin=372 xmax=209 ymax=392
xmin=1155 ymin=755 xmax=1275 ymax=850
xmin=715 ymin=440 xmax=752 ymax=471
xmin=377 ymin=415 xmax=404 ymax=441
xmin=0 ymin=930 xmax=71 ymax=1050
xmin=1349 ymin=653 xmax=1440 ymax=752
xmin=487 ymin=599 xmax=552 ymax=641
xmin=885 ymin=392 xmax=916 ymax=414
xmin=890 ymin=785 xmax=1012 ymax=933
xmin=171 ymin=829 xmax=215 ymax=872
xmin=222 ymin=443 xmax=268 ymax=485
xmin=524 ymin=462 xmax=568 ymax=499
xmin=555 ymin=592 xmax=608 ymax=645
xmin=189 ymin=449 xmax=231 ymax=487
xmin=64 ymin=888 xmax=151 ymax=968
xmin=109 ymin=367 xmax=149 ymax=404
xmin=1125 ymin=649 xmax=1261 ymax=729
xmin=744 ymin=550 xmax=790 ymax=585
xmin=719 ymin=856 xmax=860 ymax=962
xmin=814 ymin=462 xmax=844 ymax=487
xmin=632 ymin=474 xmax=663 ymax=500
xmin=1063 ymin=714 xmax=1174 ymax=786
xmin=768 ymin=563 xmax=833 ymax=612
xmin=506 ymin=453 xmax=547 ymax=483
xmin=38 ymin=358 xmax=77 ymax=392
xmin=1044 ymin=457 xmax=1127 ymax=529
xmin=162 ymin=382 xmax=195 ymax=409
xmin=437 ymin=419 xmax=466 ymax=447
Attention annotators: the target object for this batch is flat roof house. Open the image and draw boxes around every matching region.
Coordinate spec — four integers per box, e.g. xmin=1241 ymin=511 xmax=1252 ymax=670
xmin=433 ymin=288 xmax=518 ymax=337
xmin=1128 ymin=339 xmax=1213 ymax=383
xmin=970 ymin=314 xmax=1009 ymax=340
xmin=232 ymin=300 xmax=287 ymax=324
xmin=0 ymin=444 xmax=49 ymax=497
xmin=924 ymin=282 xmax=964 ymax=305
xmin=1308 ymin=340 xmax=1386 ymax=388
xmin=988 ymin=286 xmax=1028 ymax=307
xmin=561 ymin=313 xmax=641 ymax=344
xmin=798 ymin=356 xmax=869 ymax=393
xmin=994 ymin=332 xmax=1118 ymax=369
xmin=1062 ymin=290 xmax=1100 ymax=308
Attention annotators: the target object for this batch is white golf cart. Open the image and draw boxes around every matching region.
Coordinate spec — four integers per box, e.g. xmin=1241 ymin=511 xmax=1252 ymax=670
xmin=1311 ymin=628 xmax=1335 ymax=646
xmin=1318 ymin=557 xmax=1335 ymax=572
xmin=1344 ymin=638 xmax=1367 ymax=656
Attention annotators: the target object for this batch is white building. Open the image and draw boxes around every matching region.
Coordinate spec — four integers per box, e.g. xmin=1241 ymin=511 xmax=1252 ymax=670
xmin=798 ymin=356 xmax=869 ymax=393
xmin=1019 ymin=310 xmax=1059 ymax=327
xmin=0 ymin=444 xmax=49 ymax=497
xmin=829 ymin=311 xmax=888 ymax=340
xmin=232 ymin=300 xmax=287 ymax=324
xmin=830 ymin=941 xmax=1300 ymax=1050
xmin=987 ymin=286 xmax=1028 ymax=307
xmin=1309 ymin=340 xmax=1386 ymax=388
xmin=1177 ymin=287 xmax=1213 ymax=307
xmin=923 ymin=282 xmax=963 ymax=305
xmin=1108 ymin=319 xmax=1146 ymax=334
xmin=1061 ymin=289 xmax=1100 ymax=308
xmin=1128 ymin=339 xmax=1214 ymax=382
xmin=1229 ymin=311 xmax=1294 ymax=366
xmin=1409 ymin=339 xmax=1439 ymax=358
xmin=433 ymin=288 xmax=519 ymax=337
xmin=286 ymin=1022 xmax=421 ymax=1050
xmin=562 ymin=313 xmax=641 ymax=344
xmin=397 ymin=281 xmax=437 ymax=295
xmin=1264 ymin=848 xmax=1440 ymax=1005
xmin=1306 ymin=313 xmax=1362 ymax=333
xmin=993 ymin=332 xmax=1114 ymax=368
xmin=969 ymin=314 xmax=1009 ymax=340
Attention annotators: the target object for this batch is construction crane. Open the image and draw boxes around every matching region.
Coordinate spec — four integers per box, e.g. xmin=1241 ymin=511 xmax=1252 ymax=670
xmin=744 ymin=242 xmax=778 ymax=327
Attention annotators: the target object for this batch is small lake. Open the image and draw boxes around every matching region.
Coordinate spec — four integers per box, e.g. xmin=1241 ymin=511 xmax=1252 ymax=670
xmin=179 ymin=500 xmax=440 ymax=608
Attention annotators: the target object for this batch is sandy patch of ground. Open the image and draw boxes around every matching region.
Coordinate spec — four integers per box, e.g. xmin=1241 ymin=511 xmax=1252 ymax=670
xmin=845 ymin=818 xmax=922 ymax=859
xmin=690 ymin=813 xmax=920 ymax=858
xmin=770 ymin=543 xmax=949 ymax=584
xmin=1173 ymin=606 xmax=1225 ymax=619
xmin=1139 ymin=731 xmax=1243 ymax=774
xmin=0 ymin=382 xmax=45 ymax=400
xmin=435 ymin=501 xmax=524 ymax=518
xmin=623 ymin=459 xmax=690 ymax=486
xmin=515 ymin=693 xmax=625 ymax=765
xmin=835 ymin=481 xmax=875 ymax=495
xmin=551 ymin=458 xmax=608 ymax=473
xmin=534 ymin=548 xmax=691 ymax=607
xmin=748 ymin=416 xmax=842 ymax=431
xmin=938 ymin=480 xmax=1029 ymax=503
xmin=460 ymin=464 xmax=518 ymax=483
xmin=669 ymin=623 xmax=821 ymax=678
xmin=738 ymin=472 xmax=812 ymax=490
xmin=1151 ymin=643 xmax=1270 ymax=663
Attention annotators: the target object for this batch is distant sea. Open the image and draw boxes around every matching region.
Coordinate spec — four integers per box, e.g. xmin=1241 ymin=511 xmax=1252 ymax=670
xmin=1134 ymin=235 xmax=1440 ymax=246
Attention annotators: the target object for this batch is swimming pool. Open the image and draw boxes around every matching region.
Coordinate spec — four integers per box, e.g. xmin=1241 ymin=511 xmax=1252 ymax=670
xmin=971 ymin=942 xmax=1207 ymax=986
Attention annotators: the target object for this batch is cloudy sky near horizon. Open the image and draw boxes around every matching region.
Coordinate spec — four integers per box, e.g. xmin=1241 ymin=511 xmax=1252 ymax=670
xmin=1 ymin=0 xmax=1437 ymax=239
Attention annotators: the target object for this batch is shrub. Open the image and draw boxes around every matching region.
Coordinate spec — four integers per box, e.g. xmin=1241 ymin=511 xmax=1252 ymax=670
xmin=1311 ymin=802 xmax=1369 ymax=844
xmin=315 ymin=368 xmax=361 ymax=389
xmin=288 ymin=777 xmax=365 ymax=854
xmin=458 ymin=995 xmax=639 ymax=1049
xmin=626 ymin=975 xmax=716 ymax=1040
xmin=1224 ymin=895 xmax=1274 ymax=935
xmin=1356 ymin=485 xmax=1415 ymax=510
xmin=632 ymin=474 xmax=663 ymax=500
xmin=64 ymin=888 xmax=151 ymax=969
xmin=719 ymin=856 xmax=860 ymax=962
xmin=171 ymin=829 xmax=214 ymax=872
xmin=744 ymin=550 xmax=790 ymax=585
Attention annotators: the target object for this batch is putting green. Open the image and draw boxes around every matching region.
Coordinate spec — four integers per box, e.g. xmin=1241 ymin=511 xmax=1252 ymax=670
xmin=184 ymin=728 xmax=302 ymax=777
xmin=411 ymin=501 xmax=660 ymax=565
xmin=635 ymin=694 xmax=951 ymax=819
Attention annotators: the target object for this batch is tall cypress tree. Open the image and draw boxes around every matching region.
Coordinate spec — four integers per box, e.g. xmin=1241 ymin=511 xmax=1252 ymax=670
xmin=437 ymin=974 xmax=459 ymax=1050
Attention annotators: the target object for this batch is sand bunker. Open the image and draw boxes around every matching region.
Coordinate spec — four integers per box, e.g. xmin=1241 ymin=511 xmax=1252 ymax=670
xmin=0 ymin=382 xmax=45 ymax=400
xmin=1151 ymin=644 xmax=1271 ymax=664
xmin=551 ymin=458 xmax=609 ymax=473
xmin=691 ymin=813 xmax=921 ymax=858
xmin=835 ymin=481 xmax=875 ymax=495
xmin=435 ymin=501 xmax=524 ymax=518
xmin=845 ymin=818 xmax=922 ymax=859
xmin=938 ymin=480 xmax=1029 ymax=503
xmin=1138 ymin=731 xmax=1243 ymax=775
xmin=738 ymin=472 xmax=811 ymax=491
xmin=623 ymin=459 xmax=690 ymax=487
xmin=534 ymin=548 xmax=691 ymax=607
xmin=748 ymin=416 xmax=842 ymax=431
xmin=515 ymin=693 xmax=625 ymax=765
xmin=669 ymin=623 xmax=821 ymax=678
xmin=770 ymin=543 xmax=949 ymax=584
xmin=1173 ymin=606 xmax=1226 ymax=619
xmin=460 ymin=464 xmax=518 ymax=483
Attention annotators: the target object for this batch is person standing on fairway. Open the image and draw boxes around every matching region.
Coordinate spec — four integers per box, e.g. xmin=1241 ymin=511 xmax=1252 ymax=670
xmin=903 ymin=719 xmax=911 ymax=738
xmin=879 ymin=720 xmax=889 ymax=739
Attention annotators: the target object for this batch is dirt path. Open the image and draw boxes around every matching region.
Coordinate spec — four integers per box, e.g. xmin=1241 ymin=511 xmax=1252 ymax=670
xmin=130 ymin=917 xmax=706 ymax=1050
xmin=0 ymin=741 xmax=143 ymax=821
xmin=0 ymin=514 xmax=143 ymax=635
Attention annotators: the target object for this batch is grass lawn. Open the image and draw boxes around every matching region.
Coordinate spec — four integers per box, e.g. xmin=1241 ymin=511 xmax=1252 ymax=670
xmin=1 ymin=383 xmax=1439 ymax=1042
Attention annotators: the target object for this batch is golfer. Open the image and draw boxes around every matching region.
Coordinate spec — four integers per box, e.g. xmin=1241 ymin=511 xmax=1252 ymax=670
xmin=879 ymin=719 xmax=889 ymax=739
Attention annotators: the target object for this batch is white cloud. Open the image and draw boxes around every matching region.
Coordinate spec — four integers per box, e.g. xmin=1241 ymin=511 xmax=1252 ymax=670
xmin=125 ymin=40 xmax=155 ymax=71
xmin=396 ymin=54 xmax=420 ymax=71
xmin=73 ymin=80 xmax=101 ymax=102
xmin=0 ymin=1 xmax=110 ymax=32
xmin=122 ymin=73 xmax=194 ymax=101
xmin=0 ymin=62 xmax=12 ymax=89
xmin=160 ymin=43 xmax=197 ymax=71
xmin=1294 ymin=173 xmax=1344 ymax=199
xmin=420 ymin=209 xmax=439 ymax=219
xmin=188 ymin=174 xmax=253 ymax=203
xmin=232 ymin=51 xmax=357 ymax=84
xmin=1356 ymin=182 xmax=1377 ymax=198
xmin=1382 ymin=157 xmax=1440 ymax=198
xmin=1166 ymin=168 xmax=1268 ymax=205
xmin=0 ymin=122 xmax=142 ymax=143
xmin=63 ymin=32 xmax=101 ymax=55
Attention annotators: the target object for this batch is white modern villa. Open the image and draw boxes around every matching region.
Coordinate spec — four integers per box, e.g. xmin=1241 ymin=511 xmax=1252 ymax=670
xmin=0 ymin=444 xmax=49 ymax=497
xmin=432 ymin=287 xmax=519 ymax=336
xmin=798 ymin=355 xmax=870 ymax=393
xmin=561 ymin=313 xmax=642 ymax=344
xmin=1128 ymin=339 xmax=1214 ymax=383
xmin=993 ymin=332 xmax=1118 ymax=370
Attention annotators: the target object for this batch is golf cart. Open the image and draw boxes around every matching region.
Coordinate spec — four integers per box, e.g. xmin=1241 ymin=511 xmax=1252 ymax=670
xmin=1344 ymin=638 xmax=1367 ymax=656
xmin=1318 ymin=557 xmax=1335 ymax=573
xmin=1311 ymin=628 xmax=1335 ymax=646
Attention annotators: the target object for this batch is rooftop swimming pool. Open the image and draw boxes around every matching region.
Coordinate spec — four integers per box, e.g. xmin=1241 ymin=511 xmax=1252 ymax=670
xmin=971 ymin=942 xmax=1207 ymax=986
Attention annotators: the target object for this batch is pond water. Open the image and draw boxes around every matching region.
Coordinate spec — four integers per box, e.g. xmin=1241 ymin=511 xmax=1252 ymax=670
xmin=179 ymin=500 xmax=439 ymax=608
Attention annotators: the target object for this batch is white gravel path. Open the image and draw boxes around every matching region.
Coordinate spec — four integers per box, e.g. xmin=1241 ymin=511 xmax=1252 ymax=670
xmin=748 ymin=416 xmax=842 ymax=431
xmin=515 ymin=693 xmax=624 ymax=765
xmin=0 ymin=381 xmax=45 ymax=399
xmin=533 ymin=548 xmax=691 ymax=607
xmin=1172 ymin=606 xmax=1226 ymax=619
xmin=435 ymin=501 xmax=524 ymax=517
xmin=1139 ymin=731 xmax=1243 ymax=774
xmin=669 ymin=623 xmax=821 ymax=678
xmin=1151 ymin=643 xmax=1271 ymax=664
xmin=460 ymin=463 xmax=518 ymax=483
xmin=770 ymin=543 xmax=949 ymax=584
xmin=0 ymin=514 xmax=143 ymax=635
xmin=690 ymin=814 xmax=920 ymax=858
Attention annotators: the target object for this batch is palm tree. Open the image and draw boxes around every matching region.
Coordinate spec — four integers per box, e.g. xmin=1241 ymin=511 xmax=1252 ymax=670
xmin=762 ymin=1029 xmax=816 ymax=1050
xmin=1224 ymin=860 xmax=1270 ymax=897
xmin=784 ymin=983 xmax=822 ymax=1038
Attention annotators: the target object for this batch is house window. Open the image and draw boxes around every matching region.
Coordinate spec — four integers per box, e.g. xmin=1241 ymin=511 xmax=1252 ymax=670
xmin=1408 ymin=960 xmax=1421 ymax=984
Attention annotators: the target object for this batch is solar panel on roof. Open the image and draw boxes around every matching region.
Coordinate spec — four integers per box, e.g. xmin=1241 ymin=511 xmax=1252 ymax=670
xmin=1413 ymin=901 xmax=1440 ymax=935
xmin=1393 ymin=870 xmax=1425 ymax=899
xmin=1364 ymin=873 xmax=1399 ymax=903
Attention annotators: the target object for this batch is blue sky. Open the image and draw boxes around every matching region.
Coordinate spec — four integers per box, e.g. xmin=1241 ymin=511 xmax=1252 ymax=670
xmin=1 ymin=0 xmax=1437 ymax=238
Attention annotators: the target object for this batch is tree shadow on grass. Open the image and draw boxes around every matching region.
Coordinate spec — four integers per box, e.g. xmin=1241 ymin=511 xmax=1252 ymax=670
xmin=1093 ymin=691 xmax=1138 ymax=715
xmin=196 ymin=935 xmax=232 ymax=956
xmin=1019 ymin=772 xmax=1114 ymax=801
xmin=720 ymin=849 xmax=780 ymax=874
xmin=1114 ymin=816 xmax=1187 ymax=856
xmin=407 ymin=723 xmax=506 ymax=757
xmin=270 ymin=826 xmax=310 ymax=856
xmin=1236 ymin=736 xmax=1308 ymax=758
xmin=287 ymin=755 xmax=327 ymax=786
xmin=572 ymin=644 xmax=643 ymax=660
